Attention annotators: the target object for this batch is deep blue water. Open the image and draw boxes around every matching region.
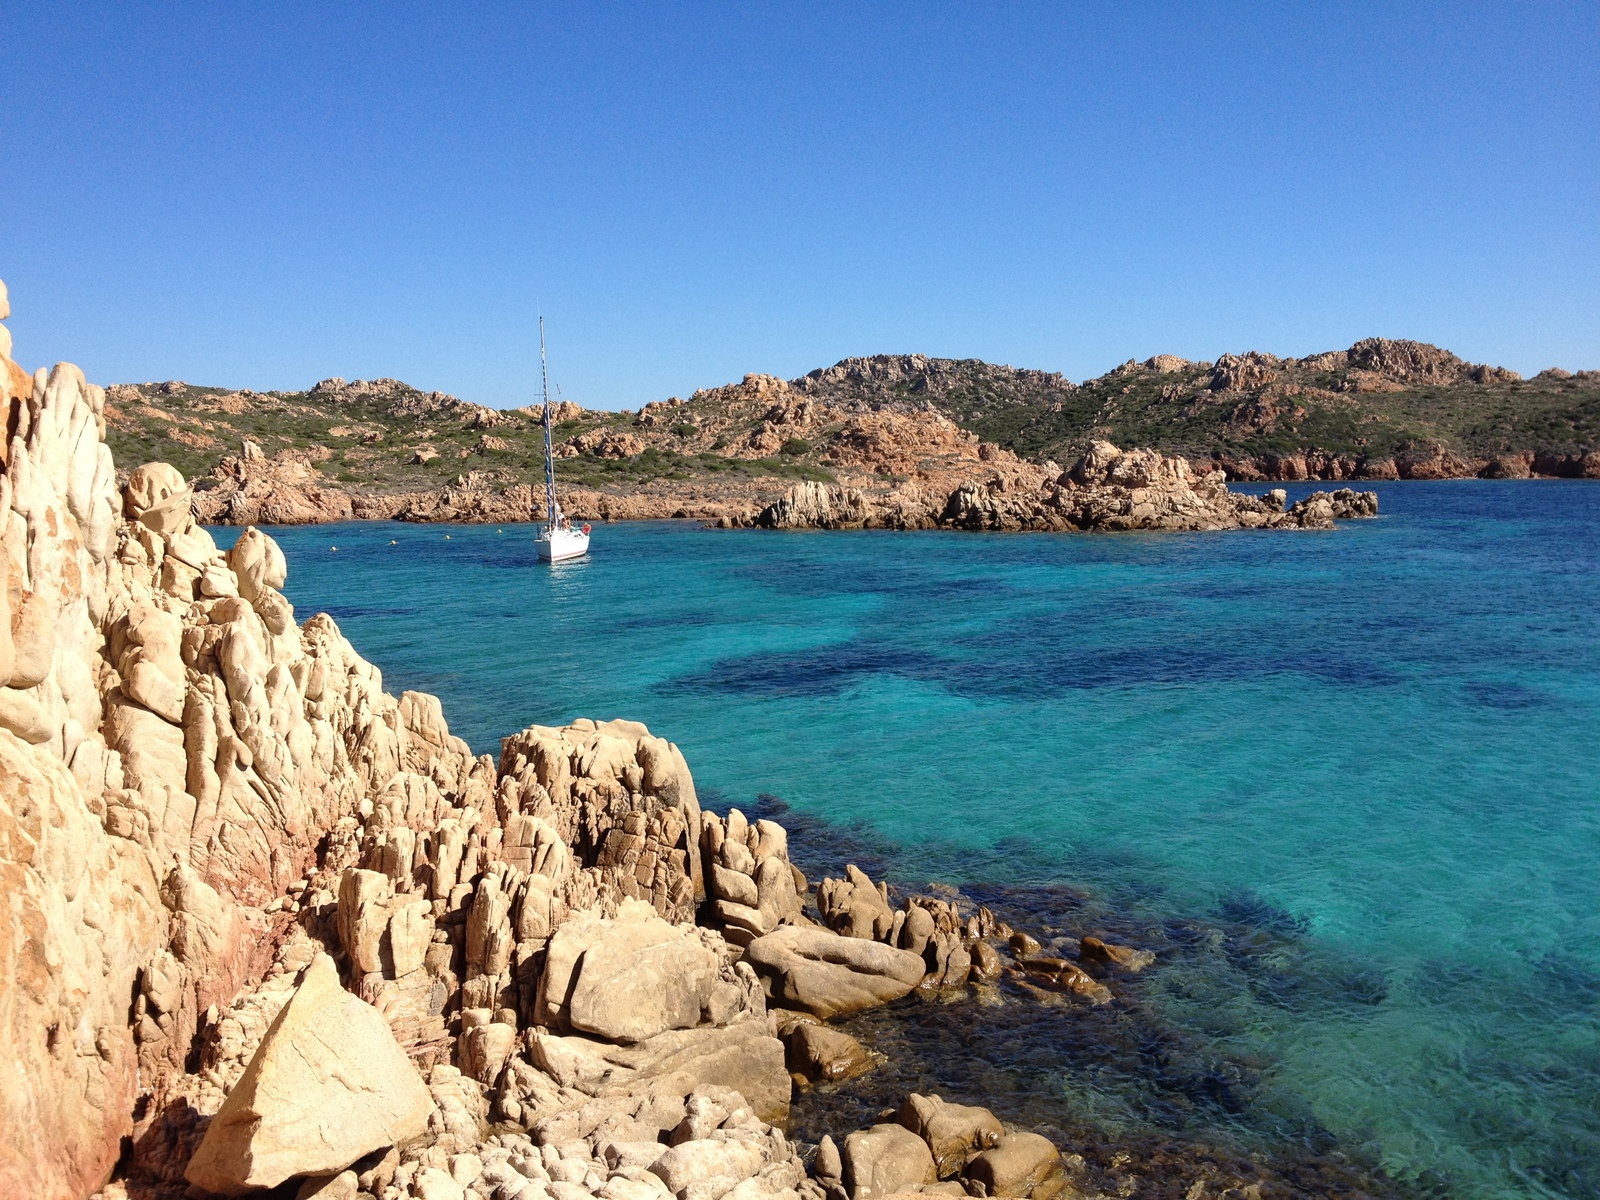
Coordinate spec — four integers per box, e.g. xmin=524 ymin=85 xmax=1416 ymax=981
xmin=252 ymin=482 xmax=1600 ymax=1199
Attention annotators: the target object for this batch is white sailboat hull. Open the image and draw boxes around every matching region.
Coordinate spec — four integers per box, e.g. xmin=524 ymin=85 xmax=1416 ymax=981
xmin=536 ymin=526 xmax=590 ymax=562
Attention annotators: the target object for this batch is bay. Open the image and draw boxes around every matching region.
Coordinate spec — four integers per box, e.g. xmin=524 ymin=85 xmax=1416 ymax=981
xmin=256 ymin=480 xmax=1600 ymax=1199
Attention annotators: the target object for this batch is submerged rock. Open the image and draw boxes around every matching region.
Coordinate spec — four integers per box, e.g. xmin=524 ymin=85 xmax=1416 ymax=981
xmin=1077 ymin=936 xmax=1155 ymax=972
xmin=963 ymin=1133 xmax=1068 ymax=1200
xmin=786 ymin=1021 xmax=876 ymax=1086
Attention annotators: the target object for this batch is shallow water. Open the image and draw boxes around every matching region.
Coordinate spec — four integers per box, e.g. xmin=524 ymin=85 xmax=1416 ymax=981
xmin=258 ymin=482 xmax=1600 ymax=1199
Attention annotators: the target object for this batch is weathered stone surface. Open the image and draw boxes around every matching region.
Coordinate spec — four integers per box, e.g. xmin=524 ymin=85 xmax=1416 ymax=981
xmin=841 ymin=1123 xmax=936 ymax=1199
xmin=537 ymin=902 xmax=719 ymax=1042
xmin=896 ymin=1093 xmax=1003 ymax=1178
xmin=0 ymin=729 xmax=165 ymax=1199
xmin=125 ymin=462 xmax=194 ymax=535
xmin=184 ymin=954 xmax=431 ymax=1194
xmin=528 ymin=1021 xmax=790 ymax=1125
xmin=757 ymin=480 xmax=870 ymax=529
xmin=296 ymin=1168 xmax=360 ymax=1200
xmin=744 ymin=925 xmax=927 ymax=1019
xmin=498 ymin=720 xmax=704 ymax=921
xmin=650 ymin=1137 xmax=767 ymax=1194
xmin=962 ymin=1133 xmax=1067 ymax=1199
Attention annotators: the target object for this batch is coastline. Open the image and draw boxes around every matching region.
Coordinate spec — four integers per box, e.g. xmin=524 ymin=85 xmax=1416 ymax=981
xmin=189 ymin=440 xmax=1383 ymax=533
xmin=0 ymin=339 xmax=1407 ymax=1200
xmin=260 ymin=500 xmax=1600 ymax=1200
xmin=181 ymin=457 xmax=1598 ymax=533
xmin=6 ymin=307 xmax=1594 ymax=1199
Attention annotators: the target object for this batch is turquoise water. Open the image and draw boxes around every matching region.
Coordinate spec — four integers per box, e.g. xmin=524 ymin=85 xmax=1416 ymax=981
xmin=258 ymin=483 xmax=1600 ymax=1199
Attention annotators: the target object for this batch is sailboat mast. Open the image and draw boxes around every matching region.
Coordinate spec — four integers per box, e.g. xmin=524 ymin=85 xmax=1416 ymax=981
xmin=539 ymin=316 xmax=557 ymax=526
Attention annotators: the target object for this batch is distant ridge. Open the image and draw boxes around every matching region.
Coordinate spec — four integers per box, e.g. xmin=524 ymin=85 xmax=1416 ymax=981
xmin=783 ymin=339 xmax=1598 ymax=471
xmin=97 ymin=337 xmax=1599 ymax=520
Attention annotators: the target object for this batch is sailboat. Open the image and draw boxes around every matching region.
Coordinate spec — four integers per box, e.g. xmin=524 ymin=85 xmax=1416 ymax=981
xmin=533 ymin=316 xmax=591 ymax=563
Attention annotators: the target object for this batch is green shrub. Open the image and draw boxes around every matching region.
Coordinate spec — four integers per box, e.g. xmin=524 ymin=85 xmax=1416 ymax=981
xmin=780 ymin=437 xmax=810 ymax=456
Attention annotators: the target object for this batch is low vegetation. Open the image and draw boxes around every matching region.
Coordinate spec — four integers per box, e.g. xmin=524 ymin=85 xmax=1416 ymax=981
xmin=103 ymin=338 xmax=1599 ymax=501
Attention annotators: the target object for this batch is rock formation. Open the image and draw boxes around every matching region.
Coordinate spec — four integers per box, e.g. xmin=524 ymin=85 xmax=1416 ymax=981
xmin=193 ymin=446 xmax=356 ymax=525
xmin=746 ymin=441 xmax=1379 ymax=532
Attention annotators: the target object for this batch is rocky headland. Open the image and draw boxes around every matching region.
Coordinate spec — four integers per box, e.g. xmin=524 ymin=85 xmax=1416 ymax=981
xmin=0 ymin=290 xmax=1418 ymax=1200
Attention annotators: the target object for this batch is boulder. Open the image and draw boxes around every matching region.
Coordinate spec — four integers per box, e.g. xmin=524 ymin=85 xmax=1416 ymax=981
xmin=841 ymin=1123 xmax=936 ymax=1199
xmin=895 ymin=1094 xmax=1003 ymax=1178
xmin=528 ymin=1021 xmax=790 ymax=1125
xmin=1077 ymin=936 xmax=1154 ymax=972
xmin=537 ymin=902 xmax=719 ymax=1042
xmin=650 ymin=1138 xmax=767 ymax=1194
xmin=744 ymin=926 xmax=927 ymax=1019
xmin=124 ymin=463 xmax=194 ymax=535
xmin=785 ymin=1022 xmax=875 ymax=1084
xmin=184 ymin=954 xmax=431 ymax=1195
xmin=226 ymin=526 xmax=288 ymax=602
xmin=962 ymin=1133 xmax=1067 ymax=1200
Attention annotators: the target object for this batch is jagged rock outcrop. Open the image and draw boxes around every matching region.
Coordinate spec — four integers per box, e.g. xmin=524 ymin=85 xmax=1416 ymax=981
xmin=0 ymin=295 xmax=495 ymax=1197
xmin=756 ymin=481 xmax=870 ymax=530
xmin=751 ymin=440 xmax=1378 ymax=533
xmin=700 ymin=808 xmax=805 ymax=945
xmin=193 ymin=445 xmax=356 ymax=525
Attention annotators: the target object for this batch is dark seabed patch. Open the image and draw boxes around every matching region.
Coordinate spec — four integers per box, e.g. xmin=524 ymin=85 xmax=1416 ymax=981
xmin=318 ymin=604 xmax=422 ymax=620
xmin=664 ymin=634 xmax=1398 ymax=703
xmin=1461 ymin=680 xmax=1553 ymax=710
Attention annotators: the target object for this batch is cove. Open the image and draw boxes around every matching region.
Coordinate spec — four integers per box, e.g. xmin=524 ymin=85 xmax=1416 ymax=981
xmin=259 ymin=480 xmax=1600 ymax=1200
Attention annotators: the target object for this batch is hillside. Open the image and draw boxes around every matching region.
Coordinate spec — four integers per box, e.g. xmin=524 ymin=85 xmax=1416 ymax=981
xmin=99 ymin=337 xmax=1600 ymax=525
xmin=790 ymin=341 xmax=1600 ymax=476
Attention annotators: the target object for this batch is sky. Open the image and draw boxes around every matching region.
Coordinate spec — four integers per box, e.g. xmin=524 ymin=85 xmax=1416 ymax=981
xmin=2 ymin=2 xmax=1596 ymax=410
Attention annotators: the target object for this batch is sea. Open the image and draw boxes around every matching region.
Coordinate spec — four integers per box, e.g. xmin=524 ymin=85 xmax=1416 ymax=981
xmin=255 ymin=481 xmax=1600 ymax=1200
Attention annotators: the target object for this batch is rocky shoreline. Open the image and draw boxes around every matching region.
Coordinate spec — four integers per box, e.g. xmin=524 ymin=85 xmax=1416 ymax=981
xmin=734 ymin=443 xmax=1378 ymax=532
xmin=186 ymin=438 xmax=1382 ymax=534
xmin=3 ymin=285 xmax=1408 ymax=1200
xmin=110 ymin=343 xmax=1600 ymax=537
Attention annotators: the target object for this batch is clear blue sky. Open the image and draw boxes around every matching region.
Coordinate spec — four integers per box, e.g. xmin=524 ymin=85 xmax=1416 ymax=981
xmin=3 ymin=3 xmax=1596 ymax=409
